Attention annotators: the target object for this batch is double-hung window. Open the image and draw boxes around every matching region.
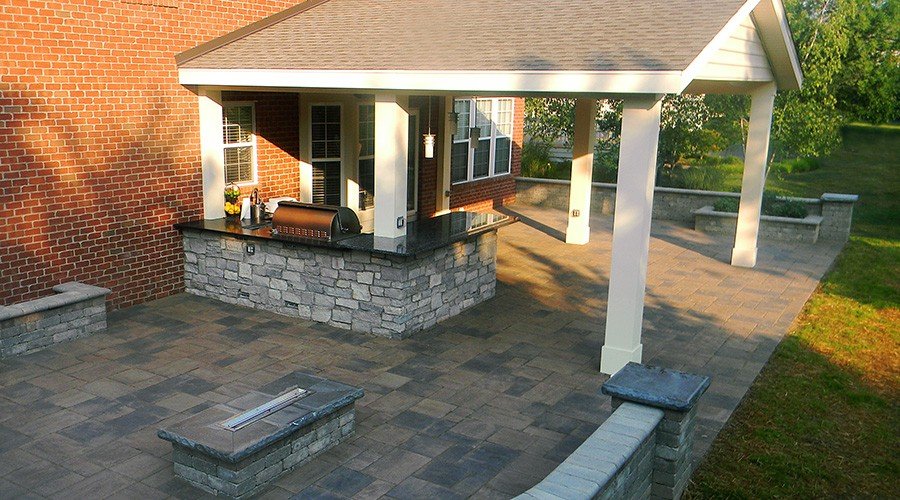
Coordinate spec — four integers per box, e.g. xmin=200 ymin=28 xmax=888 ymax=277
xmin=310 ymin=104 xmax=342 ymax=206
xmin=223 ymin=103 xmax=256 ymax=185
xmin=358 ymin=104 xmax=375 ymax=211
xmin=450 ymin=97 xmax=514 ymax=184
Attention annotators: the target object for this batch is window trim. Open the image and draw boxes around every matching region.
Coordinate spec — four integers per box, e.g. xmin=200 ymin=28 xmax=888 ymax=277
xmin=222 ymin=101 xmax=257 ymax=187
xmin=309 ymin=102 xmax=344 ymax=206
xmin=450 ymin=97 xmax=514 ymax=185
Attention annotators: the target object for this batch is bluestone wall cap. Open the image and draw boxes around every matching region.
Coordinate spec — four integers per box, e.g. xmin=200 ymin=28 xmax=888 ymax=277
xmin=600 ymin=362 xmax=711 ymax=412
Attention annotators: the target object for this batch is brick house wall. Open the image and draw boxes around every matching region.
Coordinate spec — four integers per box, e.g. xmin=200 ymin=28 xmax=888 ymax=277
xmin=1 ymin=0 xmax=302 ymax=309
xmin=221 ymin=91 xmax=300 ymax=201
xmin=1 ymin=2 xmax=523 ymax=311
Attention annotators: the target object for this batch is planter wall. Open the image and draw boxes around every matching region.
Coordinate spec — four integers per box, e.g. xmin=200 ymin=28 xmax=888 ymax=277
xmin=515 ymin=177 xmax=857 ymax=242
xmin=692 ymin=206 xmax=823 ymax=243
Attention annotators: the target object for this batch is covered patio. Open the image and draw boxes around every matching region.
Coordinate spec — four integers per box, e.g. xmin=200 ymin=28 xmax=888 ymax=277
xmin=0 ymin=207 xmax=844 ymax=498
xmin=180 ymin=0 xmax=803 ymax=374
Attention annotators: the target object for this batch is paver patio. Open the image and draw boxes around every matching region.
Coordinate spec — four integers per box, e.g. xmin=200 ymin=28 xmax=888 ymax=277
xmin=0 ymin=205 xmax=844 ymax=499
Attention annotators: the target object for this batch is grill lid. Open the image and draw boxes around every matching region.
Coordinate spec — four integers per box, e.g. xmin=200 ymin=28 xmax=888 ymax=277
xmin=271 ymin=202 xmax=361 ymax=242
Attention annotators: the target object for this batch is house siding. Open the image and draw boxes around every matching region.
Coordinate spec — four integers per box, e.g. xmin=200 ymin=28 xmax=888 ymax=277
xmin=1 ymin=0 xmax=304 ymax=309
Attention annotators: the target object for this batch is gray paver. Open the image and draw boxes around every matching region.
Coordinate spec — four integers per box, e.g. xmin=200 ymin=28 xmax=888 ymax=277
xmin=0 ymin=206 xmax=842 ymax=498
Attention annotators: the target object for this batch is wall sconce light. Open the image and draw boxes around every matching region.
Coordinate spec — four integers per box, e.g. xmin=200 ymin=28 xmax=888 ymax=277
xmin=469 ymin=127 xmax=480 ymax=148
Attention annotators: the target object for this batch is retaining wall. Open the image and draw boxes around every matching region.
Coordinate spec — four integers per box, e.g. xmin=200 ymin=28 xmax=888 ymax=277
xmin=0 ymin=282 xmax=110 ymax=358
xmin=515 ymin=177 xmax=856 ymax=242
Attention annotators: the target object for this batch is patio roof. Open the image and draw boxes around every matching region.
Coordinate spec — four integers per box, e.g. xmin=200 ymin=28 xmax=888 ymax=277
xmin=176 ymin=0 xmax=803 ymax=95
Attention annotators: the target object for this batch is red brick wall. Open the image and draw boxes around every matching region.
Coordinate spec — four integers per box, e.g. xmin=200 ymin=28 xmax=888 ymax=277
xmin=222 ymin=91 xmax=300 ymax=201
xmin=416 ymin=97 xmax=524 ymax=218
xmin=0 ymin=0 xmax=300 ymax=309
xmin=449 ymin=97 xmax=524 ymax=212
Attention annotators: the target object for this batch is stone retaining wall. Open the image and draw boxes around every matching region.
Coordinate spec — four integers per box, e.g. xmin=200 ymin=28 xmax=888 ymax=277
xmin=172 ymin=406 xmax=354 ymax=499
xmin=517 ymin=364 xmax=709 ymax=500
xmin=693 ymin=206 xmax=824 ymax=243
xmin=0 ymin=282 xmax=109 ymax=359
xmin=515 ymin=177 xmax=856 ymax=241
xmin=182 ymin=230 xmax=497 ymax=338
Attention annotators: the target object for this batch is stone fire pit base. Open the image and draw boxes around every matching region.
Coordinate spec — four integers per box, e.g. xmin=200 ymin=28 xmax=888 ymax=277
xmin=158 ymin=372 xmax=363 ymax=499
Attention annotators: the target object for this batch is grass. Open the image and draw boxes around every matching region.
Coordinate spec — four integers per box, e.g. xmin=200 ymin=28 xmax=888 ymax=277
xmin=687 ymin=125 xmax=900 ymax=498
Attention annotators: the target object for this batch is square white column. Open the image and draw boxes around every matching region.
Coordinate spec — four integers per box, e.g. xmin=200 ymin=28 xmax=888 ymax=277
xmin=566 ymin=98 xmax=598 ymax=245
xmin=732 ymin=83 xmax=777 ymax=268
xmin=600 ymin=95 xmax=663 ymax=375
xmin=374 ymin=94 xmax=409 ymax=241
xmin=436 ymin=96 xmax=454 ymax=215
xmin=199 ymin=88 xmax=225 ymax=219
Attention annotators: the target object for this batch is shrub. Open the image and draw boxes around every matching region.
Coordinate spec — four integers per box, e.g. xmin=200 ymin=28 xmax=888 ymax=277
xmin=712 ymin=193 xmax=809 ymax=219
xmin=713 ymin=197 xmax=740 ymax=213
xmin=659 ymin=165 xmax=727 ymax=191
xmin=771 ymin=157 xmax=821 ymax=175
xmin=521 ymin=141 xmax=571 ymax=179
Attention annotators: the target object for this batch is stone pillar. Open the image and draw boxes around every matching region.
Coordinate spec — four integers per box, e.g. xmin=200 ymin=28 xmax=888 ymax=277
xmin=602 ymin=362 xmax=710 ymax=500
xmin=198 ymin=88 xmax=225 ymax=219
xmin=732 ymin=83 xmax=776 ymax=267
xmin=565 ymin=98 xmax=598 ymax=245
xmin=374 ymin=94 xmax=409 ymax=243
xmin=600 ymin=95 xmax=662 ymax=375
xmin=818 ymin=193 xmax=858 ymax=241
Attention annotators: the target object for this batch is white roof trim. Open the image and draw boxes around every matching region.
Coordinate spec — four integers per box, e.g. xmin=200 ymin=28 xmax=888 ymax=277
xmin=179 ymin=68 xmax=685 ymax=95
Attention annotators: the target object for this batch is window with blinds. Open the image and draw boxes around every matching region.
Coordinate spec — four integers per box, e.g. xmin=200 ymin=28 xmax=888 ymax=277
xmin=311 ymin=104 xmax=342 ymax=206
xmin=223 ymin=103 xmax=256 ymax=185
xmin=358 ymin=104 xmax=375 ymax=211
xmin=450 ymin=97 xmax=514 ymax=183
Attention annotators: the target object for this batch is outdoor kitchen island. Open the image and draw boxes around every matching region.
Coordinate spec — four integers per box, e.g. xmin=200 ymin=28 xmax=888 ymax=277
xmin=175 ymin=211 xmax=514 ymax=338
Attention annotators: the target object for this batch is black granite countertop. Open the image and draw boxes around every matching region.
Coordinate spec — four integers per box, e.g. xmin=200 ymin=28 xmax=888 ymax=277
xmin=174 ymin=211 xmax=516 ymax=257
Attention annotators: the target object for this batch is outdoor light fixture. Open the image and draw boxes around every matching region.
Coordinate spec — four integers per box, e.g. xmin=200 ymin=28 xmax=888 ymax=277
xmin=469 ymin=126 xmax=480 ymax=148
xmin=423 ymin=96 xmax=435 ymax=159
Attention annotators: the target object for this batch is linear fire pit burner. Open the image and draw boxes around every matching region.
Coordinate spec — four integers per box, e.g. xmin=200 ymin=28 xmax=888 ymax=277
xmin=221 ymin=387 xmax=309 ymax=431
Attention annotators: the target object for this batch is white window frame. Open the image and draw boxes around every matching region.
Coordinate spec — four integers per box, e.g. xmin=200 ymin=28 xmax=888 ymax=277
xmin=309 ymin=102 xmax=344 ymax=205
xmin=451 ymin=97 xmax=514 ymax=185
xmin=223 ymin=101 xmax=257 ymax=187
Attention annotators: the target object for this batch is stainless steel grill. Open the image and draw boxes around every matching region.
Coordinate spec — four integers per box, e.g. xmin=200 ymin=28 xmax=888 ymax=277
xmin=271 ymin=201 xmax=361 ymax=242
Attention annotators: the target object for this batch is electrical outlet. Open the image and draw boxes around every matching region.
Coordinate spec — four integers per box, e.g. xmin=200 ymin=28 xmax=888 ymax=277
xmin=397 ymin=216 xmax=405 ymax=228
xmin=246 ymin=243 xmax=255 ymax=255
xmin=572 ymin=209 xmax=581 ymax=217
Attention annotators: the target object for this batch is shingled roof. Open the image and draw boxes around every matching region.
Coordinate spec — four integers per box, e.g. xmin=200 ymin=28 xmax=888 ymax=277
xmin=177 ymin=0 xmax=802 ymax=94
xmin=178 ymin=0 xmax=747 ymax=71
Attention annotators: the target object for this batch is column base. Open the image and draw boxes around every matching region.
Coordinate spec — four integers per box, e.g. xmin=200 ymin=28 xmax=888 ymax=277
xmin=600 ymin=343 xmax=643 ymax=375
xmin=731 ymin=246 xmax=758 ymax=268
xmin=565 ymin=223 xmax=590 ymax=245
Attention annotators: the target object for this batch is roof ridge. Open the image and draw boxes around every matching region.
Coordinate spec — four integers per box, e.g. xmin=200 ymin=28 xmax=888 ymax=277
xmin=175 ymin=0 xmax=333 ymax=67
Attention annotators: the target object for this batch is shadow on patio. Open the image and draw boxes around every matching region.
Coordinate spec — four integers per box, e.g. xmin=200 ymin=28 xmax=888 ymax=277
xmin=0 ymin=205 xmax=844 ymax=499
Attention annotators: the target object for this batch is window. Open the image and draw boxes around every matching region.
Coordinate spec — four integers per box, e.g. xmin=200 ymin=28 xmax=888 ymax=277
xmin=450 ymin=97 xmax=514 ymax=183
xmin=358 ymin=104 xmax=375 ymax=211
xmin=223 ymin=103 xmax=256 ymax=185
xmin=311 ymin=104 xmax=342 ymax=206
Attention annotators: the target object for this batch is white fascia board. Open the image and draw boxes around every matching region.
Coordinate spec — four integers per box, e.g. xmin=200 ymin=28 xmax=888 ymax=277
xmin=765 ymin=0 xmax=803 ymax=88
xmin=178 ymin=68 xmax=684 ymax=95
xmin=680 ymin=0 xmax=763 ymax=92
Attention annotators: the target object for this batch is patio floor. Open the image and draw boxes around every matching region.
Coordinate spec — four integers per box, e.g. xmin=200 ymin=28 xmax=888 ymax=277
xmin=0 ymin=205 xmax=844 ymax=499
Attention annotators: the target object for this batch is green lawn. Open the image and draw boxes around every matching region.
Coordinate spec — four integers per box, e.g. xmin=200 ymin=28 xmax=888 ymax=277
xmin=687 ymin=125 xmax=900 ymax=498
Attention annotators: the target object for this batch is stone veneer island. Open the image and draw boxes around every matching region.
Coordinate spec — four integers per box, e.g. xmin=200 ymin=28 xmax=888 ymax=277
xmin=176 ymin=211 xmax=513 ymax=338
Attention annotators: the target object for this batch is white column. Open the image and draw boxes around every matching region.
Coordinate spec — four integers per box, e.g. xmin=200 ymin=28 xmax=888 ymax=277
xmin=298 ymin=94 xmax=313 ymax=203
xmin=600 ymin=95 xmax=663 ymax=375
xmin=566 ymin=98 xmax=598 ymax=244
xmin=199 ymin=88 xmax=225 ymax=219
xmin=374 ymin=94 xmax=409 ymax=241
xmin=732 ymin=83 xmax=777 ymax=268
xmin=436 ymin=96 xmax=453 ymax=215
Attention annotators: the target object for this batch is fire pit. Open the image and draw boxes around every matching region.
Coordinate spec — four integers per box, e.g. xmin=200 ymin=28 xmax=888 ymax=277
xmin=158 ymin=372 xmax=363 ymax=499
